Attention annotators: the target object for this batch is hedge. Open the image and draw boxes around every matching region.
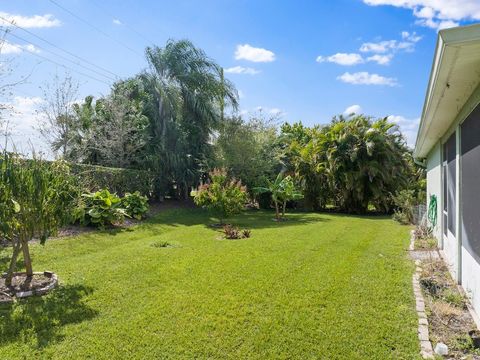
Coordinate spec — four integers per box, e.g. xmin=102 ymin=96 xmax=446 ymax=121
xmin=15 ymin=156 xmax=157 ymax=198
xmin=69 ymin=163 xmax=156 ymax=197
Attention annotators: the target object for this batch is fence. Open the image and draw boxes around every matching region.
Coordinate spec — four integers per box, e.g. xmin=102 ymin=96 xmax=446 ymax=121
xmin=412 ymin=204 xmax=427 ymax=226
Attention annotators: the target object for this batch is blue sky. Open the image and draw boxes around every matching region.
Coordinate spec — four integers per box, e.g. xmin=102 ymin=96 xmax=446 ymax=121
xmin=2 ymin=0 xmax=480 ymax=153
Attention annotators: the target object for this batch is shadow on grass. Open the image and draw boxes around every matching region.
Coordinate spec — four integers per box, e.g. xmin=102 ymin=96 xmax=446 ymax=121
xmin=93 ymin=206 xmax=394 ymax=238
xmin=139 ymin=207 xmax=331 ymax=231
xmin=0 ymin=284 xmax=97 ymax=349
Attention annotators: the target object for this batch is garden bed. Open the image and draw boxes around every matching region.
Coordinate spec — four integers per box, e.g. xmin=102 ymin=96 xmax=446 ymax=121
xmin=419 ymin=258 xmax=480 ymax=358
xmin=0 ymin=272 xmax=58 ymax=303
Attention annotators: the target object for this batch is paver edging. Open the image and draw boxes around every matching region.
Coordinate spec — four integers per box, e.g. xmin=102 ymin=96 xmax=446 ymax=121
xmin=409 ymin=230 xmax=435 ymax=359
xmin=0 ymin=271 xmax=58 ymax=303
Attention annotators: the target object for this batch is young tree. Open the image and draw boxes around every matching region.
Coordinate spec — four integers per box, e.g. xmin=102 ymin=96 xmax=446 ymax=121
xmin=193 ymin=168 xmax=247 ymax=224
xmin=255 ymin=173 xmax=303 ymax=221
xmin=94 ymin=81 xmax=149 ymax=168
xmin=37 ymin=73 xmax=79 ymax=158
xmin=0 ymin=151 xmax=77 ymax=286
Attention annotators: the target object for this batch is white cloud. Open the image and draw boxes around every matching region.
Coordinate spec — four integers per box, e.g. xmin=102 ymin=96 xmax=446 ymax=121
xmin=113 ymin=19 xmax=122 ymax=25
xmin=1 ymin=42 xmax=40 ymax=55
xmin=360 ymin=40 xmax=397 ymax=53
xmin=316 ymin=53 xmax=364 ymax=66
xmin=234 ymin=44 xmax=275 ymax=63
xmin=367 ymin=54 xmax=393 ymax=65
xmin=224 ymin=66 xmax=260 ymax=75
xmin=387 ymin=114 xmax=420 ymax=147
xmin=416 ymin=18 xmax=458 ymax=30
xmin=1 ymin=96 xmax=48 ymax=154
xmin=337 ymin=72 xmax=398 ymax=86
xmin=0 ymin=12 xmax=61 ymax=28
xmin=363 ymin=0 xmax=479 ymax=31
xmin=344 ymin=104 xmax=363 ymax=115
xmin=360 ymin=32 xmax=421 ymax=54
xmin=245 ymin=106 xmax=286 ymax=118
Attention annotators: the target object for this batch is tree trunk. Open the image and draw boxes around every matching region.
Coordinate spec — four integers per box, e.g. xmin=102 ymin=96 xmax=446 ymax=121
xmin=274 ymin=201 xmax=280 ymax=220
xmin=183 ymin=181 xmax=189 ymax=200
xmin=282 ymin=201 xmax=286 ymax=218
xmin=21 ymin=234 xmax=33 ymax=277
xmin=5 ymin=239 xmax=21 ymax=287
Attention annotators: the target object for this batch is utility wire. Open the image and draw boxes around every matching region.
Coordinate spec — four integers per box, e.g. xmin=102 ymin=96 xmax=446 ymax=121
xmin=89 ymin=1 xmax=155 ymax=46
xmin=48 ymin=0 xmax=144 ymax=59
xmin=0 ymin=14 xmax=121 ymax=80
xmin=7 ymin=32 xmax=117 ymax=82
xmin=4 ymin=40 xmax=112 ymax=86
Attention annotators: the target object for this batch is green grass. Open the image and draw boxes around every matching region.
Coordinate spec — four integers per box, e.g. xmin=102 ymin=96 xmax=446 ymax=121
xmin=0 ymin=209 xmax=420 ymax=359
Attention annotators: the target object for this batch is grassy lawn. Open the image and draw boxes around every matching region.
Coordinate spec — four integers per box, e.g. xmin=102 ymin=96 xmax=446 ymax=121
xmin=0 ymin=208 xmax=420 ymax=359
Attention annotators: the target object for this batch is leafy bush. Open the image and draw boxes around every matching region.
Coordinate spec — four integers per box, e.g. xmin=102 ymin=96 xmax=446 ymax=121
xmin=121 ymin=191 xmax=149 ymax=219
xmin=76 ymin=189 xmax=128 ymax=228
xmin=0 ymin=152 xmax=78 ymax=286
xmin=193 ymin=168 xmax=247 ymax=224
xmin=223 ymin=225 xmax=251 ymax=239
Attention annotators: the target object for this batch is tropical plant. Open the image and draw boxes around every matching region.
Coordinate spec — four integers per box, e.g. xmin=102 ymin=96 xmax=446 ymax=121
xmin=193 ymin=168 xmax=247 ymax=224
xmin=280 ymin=123 xmax=329 ymax=210
xmin=223 ymin=224 xmax=251 ymax=239
xmin=121 ymin=191 xmax=149 ymax=220
xmin=140 ymin=39 xmax=238 ymax=198
xmin=76 ymin=189 xmax=128 ymax=228
xmin=0 ymin=151 xmax=78 ymax=286
xmin=255 ymin=173 xmax=303 ymax=220
xmin=323 ymin=115 xmax=409 ymax=213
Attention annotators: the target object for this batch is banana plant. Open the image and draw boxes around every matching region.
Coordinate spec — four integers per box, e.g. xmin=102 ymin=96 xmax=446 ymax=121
xmin=255 ymin=173 xmax=303 ymax=221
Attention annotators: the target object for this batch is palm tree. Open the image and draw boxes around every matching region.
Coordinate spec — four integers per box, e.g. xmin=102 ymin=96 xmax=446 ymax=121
xmin=141 ymin=39 xmax=238 ymax=198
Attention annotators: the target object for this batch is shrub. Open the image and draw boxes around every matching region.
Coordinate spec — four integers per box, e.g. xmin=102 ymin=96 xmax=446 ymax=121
xmin=76 ymin=189 xmax=128 ymax=228
xmin=193 ymin=168 xmax=247 ymax=224
xmin=121 ymin=191 xmax=149 ymax=220
xmin=392 ymin=189 xmax=416 ymax=224
xmin=0 ymin=152 xmax=78 ymax=286
xmin=223 ymin=225 xmax=251 ymax=239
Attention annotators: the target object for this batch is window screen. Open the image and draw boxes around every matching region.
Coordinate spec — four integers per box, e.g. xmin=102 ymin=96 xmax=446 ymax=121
xmin=461 ymin=104 xmax=480 ymax=262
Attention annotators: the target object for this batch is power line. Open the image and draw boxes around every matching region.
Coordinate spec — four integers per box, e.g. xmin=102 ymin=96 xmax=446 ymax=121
xmin=4 ymin=40 xmax=112 ymax=86
xmin=0 ymin=14 xmax=121 ymax=80
xmin=48 ymin=0 xmax=144 ymax=59
xmin=89 ymin=1 xmax=155 ymax=46
xmin=7 ymin=32 xmax=117 ymax=82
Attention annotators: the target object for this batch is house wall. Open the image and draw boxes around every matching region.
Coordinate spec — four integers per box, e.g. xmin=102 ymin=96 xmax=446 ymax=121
xmin=424 ymin=84 xmax=480 ymax=320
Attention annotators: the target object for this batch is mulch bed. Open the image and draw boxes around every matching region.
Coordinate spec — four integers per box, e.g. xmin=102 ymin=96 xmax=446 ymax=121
xmin=0 ymin=272 xmax=57 ymax=302
xmin=420 ymin=258 xmax=480 ymax=358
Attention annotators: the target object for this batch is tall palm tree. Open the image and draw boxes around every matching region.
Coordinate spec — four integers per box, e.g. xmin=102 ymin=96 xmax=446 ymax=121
xmin=141 ymin=39 xmax=238 ymax=198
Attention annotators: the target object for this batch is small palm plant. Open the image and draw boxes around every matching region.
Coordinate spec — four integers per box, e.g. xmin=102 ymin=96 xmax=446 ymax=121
xmin=255 ymin=173 xmax=303 ymax=221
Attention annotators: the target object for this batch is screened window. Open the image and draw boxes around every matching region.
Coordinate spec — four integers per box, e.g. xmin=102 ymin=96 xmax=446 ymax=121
xmin=461 ymin=104 xmax=480 ymax=262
